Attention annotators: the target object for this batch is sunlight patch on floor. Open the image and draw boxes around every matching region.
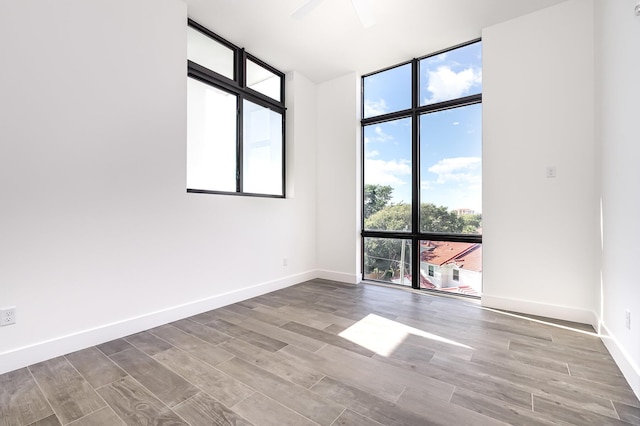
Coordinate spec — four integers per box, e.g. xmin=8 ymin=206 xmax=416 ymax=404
xmin=338 ymin=313 xmax=473 ymax=357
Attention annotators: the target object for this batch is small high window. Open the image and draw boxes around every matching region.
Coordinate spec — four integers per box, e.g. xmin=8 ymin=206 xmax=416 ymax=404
xmin=187 ymin=20 xmax=285 ymax=197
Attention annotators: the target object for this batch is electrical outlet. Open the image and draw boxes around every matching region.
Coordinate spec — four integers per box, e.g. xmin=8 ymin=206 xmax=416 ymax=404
xmin=0 ymin=307 xmax=16 ymax=326
xmin=283 ymin=257 xmax=288 ymax=267
xmin=625 ymin=310 xmax=631 ymax=330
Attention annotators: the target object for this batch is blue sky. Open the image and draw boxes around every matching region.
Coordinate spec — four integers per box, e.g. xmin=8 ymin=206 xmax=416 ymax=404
xmin=364 ymin=42 xmax=482 ymax=214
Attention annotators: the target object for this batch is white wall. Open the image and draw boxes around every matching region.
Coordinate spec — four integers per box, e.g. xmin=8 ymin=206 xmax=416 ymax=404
xmin=316 ymin=73 xmax=362 ymax=283
xmin=3 ymin=0 xmax=636 ymax=399
xmin=595 ymin=0 xmax=640 ymax=398
xmin=482 ymin=0 xmax=597 ymax=324
xmin=0 ymin=0 xmax=318 ymax=373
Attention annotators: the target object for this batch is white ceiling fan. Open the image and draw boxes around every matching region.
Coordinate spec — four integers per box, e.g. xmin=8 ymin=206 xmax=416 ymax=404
xmin=291 ymin=0 xmax=376 ymax=28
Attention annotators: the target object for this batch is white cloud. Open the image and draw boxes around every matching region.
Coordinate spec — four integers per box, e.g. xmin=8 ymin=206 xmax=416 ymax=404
xmin=365 ymin=125 xmax=394 ymax=145
xmin=423 ymin=53 xmax=448 ymax=65
xmin=365 ymin=158 xmax=411 ymax=186
xmin=423 ymin=66 xmax=481 ymax=104
xmin=420 ymin=180 xmax=433 ymax=190
xmin=364 ymin=98 xmax=388 ymax=117
xmin=427 ymin=157 xmax=481 ymax=184
xmin=373 ymin=126 xmax=392 ymax=142
xmin=423 ymin=157 xmax=482 ymax=212
xmin=365 ymin=149 xmax=379 ymax=159
xmin=433 ymin=53 xmax=448 ymax=63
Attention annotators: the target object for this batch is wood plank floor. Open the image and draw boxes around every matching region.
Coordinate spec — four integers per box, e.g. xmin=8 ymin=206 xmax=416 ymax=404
xmin=1 ymin=279 xmax=639 ymax=426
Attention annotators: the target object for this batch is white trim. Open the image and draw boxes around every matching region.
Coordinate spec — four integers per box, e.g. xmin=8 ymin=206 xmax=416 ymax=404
xmin=598 ymin=321 xmax=640 ymax=400
xmin=481 ymin=295 xmax=598 ymax=329
xmin=0 ymin=270 xmax=317 ymax=375
xmin=315 ymin=269 xmax=358 ymax=284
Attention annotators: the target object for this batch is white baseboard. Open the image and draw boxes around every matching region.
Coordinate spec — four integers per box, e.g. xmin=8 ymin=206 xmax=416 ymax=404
xmin=315 ymin=269 xmax=358 ymax=284
xmin=0 ymin=270 xmax=317 ymax=375
xmin=598 ymin=322 xmax=640 ymax=400
xmin=481 ymin=295 xmax=598 ymax=329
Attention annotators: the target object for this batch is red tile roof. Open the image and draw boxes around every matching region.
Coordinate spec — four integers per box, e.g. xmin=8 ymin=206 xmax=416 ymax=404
xmin=420 ymin=241 xmax=482 ymax=273
xmin=447 ymin=244 xmax=482 ymax=273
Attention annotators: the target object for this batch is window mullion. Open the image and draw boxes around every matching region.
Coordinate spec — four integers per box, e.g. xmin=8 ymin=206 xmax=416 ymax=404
xmin=236 ymin=48 xmax=247 ymax=193
xmin=238 ymin=48 xmax=246 ymax=87
xmin=237 ymin=52 xmax=245 ymax=193
xmin=411 ymin=58 xmax=420 ymax=290
xmin=237 ymin=96 xmax=243 ymax=193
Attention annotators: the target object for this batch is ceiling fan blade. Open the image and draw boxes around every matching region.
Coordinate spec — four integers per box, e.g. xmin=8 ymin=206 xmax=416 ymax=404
xmin=351 ymin=0 xmax=376 ymax=28
xmin=291 ymin=0 xmax=324 ymax=19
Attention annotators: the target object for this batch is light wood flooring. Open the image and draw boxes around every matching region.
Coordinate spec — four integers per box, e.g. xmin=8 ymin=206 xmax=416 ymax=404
xmin=1 ymin=279 xmax=639 ymax=425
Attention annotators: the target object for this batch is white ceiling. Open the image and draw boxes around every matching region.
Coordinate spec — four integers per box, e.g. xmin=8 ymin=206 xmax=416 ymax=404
xmin=186 ymin=0 xmax=567 ymax=83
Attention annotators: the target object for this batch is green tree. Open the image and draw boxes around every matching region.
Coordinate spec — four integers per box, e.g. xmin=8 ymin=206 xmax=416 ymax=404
xmin=364 ymin=203 xmax=468 ymax=233
xmin=363 ymin=237 xmax=408 ymax=278
xmin=364 ymin=184 xmax=394 ymax=219
xmin=461 ymin=213 xmax=482 ymax=234
xmin=419 ymin=204 xmax=465 ymax=233
xmin=365 ymin=203 xmax=411 ymax=231
xmin=363 ymin=203 xmax=411 ymax=275
xmin=364 ymin=202 xmax=480 ymax=276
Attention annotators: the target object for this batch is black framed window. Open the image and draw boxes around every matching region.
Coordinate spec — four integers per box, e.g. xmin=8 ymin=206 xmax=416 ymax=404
xmin=187 ymin=19 xmax=286 ymax=198
xmin=362 ymin=40 xmax=482 ymax=297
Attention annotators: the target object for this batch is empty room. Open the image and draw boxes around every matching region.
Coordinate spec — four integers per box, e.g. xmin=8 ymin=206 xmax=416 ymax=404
xmin=1 ymin=0 xmax=639 ymax=425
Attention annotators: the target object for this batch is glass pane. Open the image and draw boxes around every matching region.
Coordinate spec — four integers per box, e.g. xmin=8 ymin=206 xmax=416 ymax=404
xmin=246 ymin=59 xmax=281 ymax=102
xmin=243 ymin=100 xmax=283 ymax=196
xmin=364 ymin=117 xmax=412 ymax=232
xmin=420 ymin=240 xmax=482 ymax=296
xmin=420 ymin=104 xmax=482 ymax=234
xmin=420 ymin=41 xmax=482 ymax=106
xmin=363 ymin=63 xmax=411 ymax=118
xmin=364 ymin=237 xmax=412 ymax=286
xmin=187 ymin=26 xmax=234 ymax=80
xmin=187 ymin=78 xmax=237 ymax=192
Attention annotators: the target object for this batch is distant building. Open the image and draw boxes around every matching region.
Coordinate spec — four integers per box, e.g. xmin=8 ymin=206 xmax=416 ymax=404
xmin=454 ymin=208 xmax=476 ymax=216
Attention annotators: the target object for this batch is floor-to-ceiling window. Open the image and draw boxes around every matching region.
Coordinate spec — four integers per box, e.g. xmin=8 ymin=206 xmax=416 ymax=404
xmin=362 ymin=40 xmax=482 ymax=297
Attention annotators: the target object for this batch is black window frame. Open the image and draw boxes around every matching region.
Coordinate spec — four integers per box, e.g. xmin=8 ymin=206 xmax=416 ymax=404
xmin=187 ymin=19 xmax=286 ymax=198
xmin=361 ymin=39 xmax=482 ymax=296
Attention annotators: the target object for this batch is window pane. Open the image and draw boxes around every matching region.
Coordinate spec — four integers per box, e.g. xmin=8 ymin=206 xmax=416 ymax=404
xmin=243 ymin=100 xmax=283 ymax=196
xmin=187 ymin=78 xmax=237 ymax=192
xmin=187 ymin=27 xmax=234 ymax=80
xmin=246 ymin=59 xmax=281 ymax=102
xmin=363 ymin=63 xmax=411 ymax=118
xmin=364 ymin=117 xmax=412 ymax=232
xmin=420 ymin=240 xmax=481 ymax=296
xmin=364 ymin=237 xmax=412 ymax=286
xmin=420 ymin=42 xmax=482 ymax=106
xmin=419 ymin=104 xmax=482 ymax=234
